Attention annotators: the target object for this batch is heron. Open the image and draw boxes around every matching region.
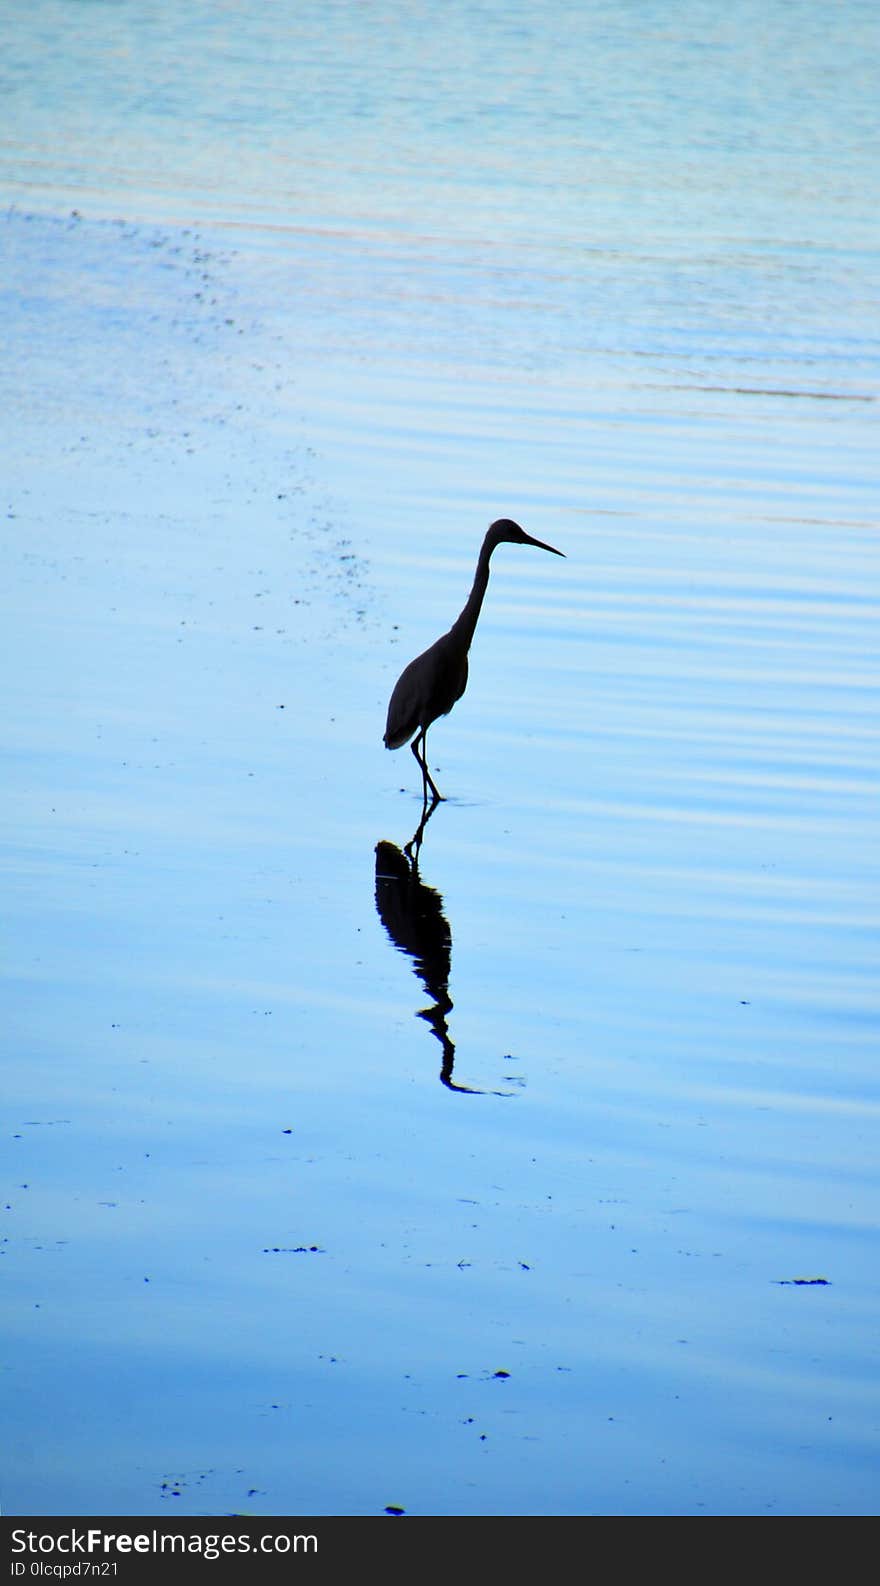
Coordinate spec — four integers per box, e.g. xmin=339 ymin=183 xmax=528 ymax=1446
xmin=384 ymin=517 xmax=565 ymax=804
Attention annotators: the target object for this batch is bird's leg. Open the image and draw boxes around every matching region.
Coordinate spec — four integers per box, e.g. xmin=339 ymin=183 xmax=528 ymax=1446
xmin=423 ymin=729 xmax=444 ymax=803
xmin=412 ymin=730 xmax=443 ymax=805
xmin=410 ymin=736 xmax=428 ymax=806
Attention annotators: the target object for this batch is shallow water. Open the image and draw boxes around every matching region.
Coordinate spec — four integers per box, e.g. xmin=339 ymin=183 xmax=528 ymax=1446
xmin=2 ymin=1 xmax=879 ymax=1516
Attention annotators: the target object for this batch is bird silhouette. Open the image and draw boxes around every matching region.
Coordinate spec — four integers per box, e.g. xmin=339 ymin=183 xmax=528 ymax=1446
xmin=384 ymin=518 xmax=564 ymax=804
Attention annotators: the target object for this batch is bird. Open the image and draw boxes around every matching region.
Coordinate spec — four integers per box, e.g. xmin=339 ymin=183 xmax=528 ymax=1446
xmin=384 ymin=517 xmax=565 ymax=805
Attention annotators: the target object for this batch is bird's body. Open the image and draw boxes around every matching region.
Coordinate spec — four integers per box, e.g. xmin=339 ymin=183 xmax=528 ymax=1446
xmin=383 ymin=632 xmax=469 ymax=752
xmin=384 ymin=518 xmax=564 ymax=804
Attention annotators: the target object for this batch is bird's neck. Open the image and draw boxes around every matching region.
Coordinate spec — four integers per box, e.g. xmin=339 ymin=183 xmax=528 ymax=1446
xmin=447 ymin=538 xmax=493 ymax=652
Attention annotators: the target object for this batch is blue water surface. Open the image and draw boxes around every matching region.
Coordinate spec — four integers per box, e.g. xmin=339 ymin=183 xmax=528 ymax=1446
xmin=2 ymin=0 xmax=879 ymax=1517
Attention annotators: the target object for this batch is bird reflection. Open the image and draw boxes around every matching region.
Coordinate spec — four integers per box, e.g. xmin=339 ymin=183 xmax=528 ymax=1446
xmin=375 ymin=811 xmax=484 ymax=1093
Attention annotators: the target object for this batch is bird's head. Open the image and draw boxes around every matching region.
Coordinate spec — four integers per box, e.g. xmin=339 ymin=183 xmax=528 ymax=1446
xmin=488 ymin=518 xmax=565 ymax=557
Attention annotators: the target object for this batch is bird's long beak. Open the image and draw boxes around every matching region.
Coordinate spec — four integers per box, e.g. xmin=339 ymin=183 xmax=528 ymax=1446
xmin=524 ymin=532 xmax=565 ymax=557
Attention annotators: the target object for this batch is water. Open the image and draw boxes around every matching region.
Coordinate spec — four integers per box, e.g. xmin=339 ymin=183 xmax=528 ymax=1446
xmin=2 ymin=0 xmax=879 ymax=1517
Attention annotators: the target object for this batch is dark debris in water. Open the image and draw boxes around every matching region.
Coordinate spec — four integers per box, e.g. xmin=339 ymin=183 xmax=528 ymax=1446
xmin=262 ymin=1245 xmax=324 ymax=1254
xmin=775 ymin=1277 xmax=830 ymax=1286
xmin=160 ymin=1469 xmax=214 ymax=1500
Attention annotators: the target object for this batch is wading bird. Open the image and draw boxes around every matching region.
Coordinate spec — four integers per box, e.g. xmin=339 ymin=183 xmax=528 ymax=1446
xmin=384 ymin=518 xmax=565 ymax=804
